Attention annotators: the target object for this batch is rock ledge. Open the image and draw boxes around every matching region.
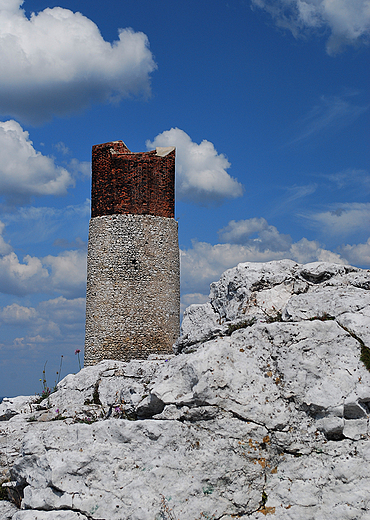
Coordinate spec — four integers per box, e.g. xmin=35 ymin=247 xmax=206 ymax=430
xmin=1 ymin=260 xmax=370 ymax=519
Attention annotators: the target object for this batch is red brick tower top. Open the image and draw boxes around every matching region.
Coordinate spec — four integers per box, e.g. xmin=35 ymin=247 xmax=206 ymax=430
xmin=91 ymin=141 xmax=175 ymax=219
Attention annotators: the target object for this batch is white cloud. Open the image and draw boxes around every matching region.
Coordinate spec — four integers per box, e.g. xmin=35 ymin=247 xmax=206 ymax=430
xmin=43 ymin=250 xmax=87 ymax=298
xmin=0 ymin=1 xmax=156 ymax=123
xmin=0 ymin=302 xmax=37 ymax=324
xmin=284 ymin=183 xmax=318 ymax=202
xmin=0 ymin=251 xmax=49 ymax=295
xmin=0 ymin=120 xmax=74 ymax=201
xmin=218 ymin=217 xmax=292 ymax=251
xmin=147 ymin=128 xmax=244 ymax=205
xmin=0 ymin=221 xmax=86 ymax=297
xmin=290 ymin=95 xmax=369 ymax=145
xmin=181 ymin=217 xmax=346 ymax=294
xmin=340 ymin=238 xmax=370 ymax=266
xmin=301 ymin=202 xmax=370 ymax=236
xmin=251 ymin=0 xmax=370 ymax=54
xmin=0 ymin=221 xmax=12 ymax=255
xmin=180 ymin=293 xmax=209 ymax=317
xmin=0 ymin=295 xmax=85 ymax=348
xmin=2 ymin=201 xmax=90 ymax=245
xmin=326 ymin=169 xmax=370 ymax=191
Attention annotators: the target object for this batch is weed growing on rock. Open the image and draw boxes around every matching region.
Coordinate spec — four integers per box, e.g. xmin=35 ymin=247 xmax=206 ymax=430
xmin=257 ymin=490 xmax=276 ymax=516
xmin=34 ymin=357 xmax=63 ymax=404
xmin=339 ymin=324 xmax=370 ymax=372
xmin=360 ymin=344 xmax=370 ymax=372
xmin=51 ymin=409 xmax=67 ymax=421
xmin=75 ymin=417 xmax=96 ymax=424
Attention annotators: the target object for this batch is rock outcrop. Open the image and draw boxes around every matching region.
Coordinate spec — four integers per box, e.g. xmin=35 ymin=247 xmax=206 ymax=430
xmin=1 ymin=260 xmax=370 ymax=519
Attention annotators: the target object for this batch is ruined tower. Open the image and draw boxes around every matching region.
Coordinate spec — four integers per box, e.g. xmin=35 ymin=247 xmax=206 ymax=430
xmin=84 ymin=141 xmax=180 ymax=366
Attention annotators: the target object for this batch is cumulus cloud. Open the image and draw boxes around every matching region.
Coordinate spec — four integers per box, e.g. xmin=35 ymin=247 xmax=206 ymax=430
xmin=0 ymin=120 xmax=74 ymax=202
xmin=0 ymin=296 xmax=85 ymax=347
xmin=0 ymin=221 xmax=86 ymax=297
xmin=218 ymin=217 xmax=292 ymax=251
xmin=0 ymin=221 xmax=12 ymax=255
xmin=43 ymin=250 xmax=87 ymax=298
xmin=340 ymin=238 xmax=370 ymax=266
xmin=0 ymin=302 xmax=37 ymax=324
xmin=180 ymin=293 xmax=209 ymax=317
xmin=251 ymin=0 xmax=370 ymax=54
xmin=180 ymin=217 xmax=346 ymax=294
xmin=301 ymin=202 xmax=370 ymax=236
xmin=0 ymin=1 xmax=156 ymax=123
xmin=146 ymin=128 xmax=244 ymax=205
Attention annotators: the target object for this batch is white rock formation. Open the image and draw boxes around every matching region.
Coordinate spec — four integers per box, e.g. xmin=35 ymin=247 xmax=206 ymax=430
xmin=1 ymin=260 xmax=370 ymax=519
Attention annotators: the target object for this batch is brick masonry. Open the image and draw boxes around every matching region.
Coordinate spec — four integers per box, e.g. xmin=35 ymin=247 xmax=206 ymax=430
xmin=91 ymin=141 xmax=175 ymax=219
xmin=84 ymin=142 xmax=179 ymax=366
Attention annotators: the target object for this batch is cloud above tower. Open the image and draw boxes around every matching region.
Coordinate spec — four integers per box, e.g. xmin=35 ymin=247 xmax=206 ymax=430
xmin=0 ymin=1 xmax=156 ymax=123
xmin=0 ymin=120 xmax=74 ymax=202
xmin=147 ymin=128 xmax=244 ymax=205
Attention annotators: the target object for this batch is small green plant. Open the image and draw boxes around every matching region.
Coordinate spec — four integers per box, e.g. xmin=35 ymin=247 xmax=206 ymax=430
xmin=75 ymin=416 xmax=96 ymax=424
xmin=202 ymin=484 xmax=214 ymax=495
xmin=360 ymin=344 xmax=370 ymax=372
xmin=51 ymin=408 xmax=67 ymax=421
xmin=35 ymin=356 xmax=63 ymax=404
xmin=26 ymin=416 xmax=37 ymax=422
xmin=339 ymin=324 xmax=370 ymax=372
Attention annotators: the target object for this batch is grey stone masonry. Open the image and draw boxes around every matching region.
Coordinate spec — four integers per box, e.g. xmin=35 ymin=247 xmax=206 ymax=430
xmin=84 ymin=213 xmax=180 ymax=365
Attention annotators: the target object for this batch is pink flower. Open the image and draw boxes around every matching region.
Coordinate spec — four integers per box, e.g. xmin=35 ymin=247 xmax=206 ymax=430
xmin=75 ymin=349 xmax=81 ymax=355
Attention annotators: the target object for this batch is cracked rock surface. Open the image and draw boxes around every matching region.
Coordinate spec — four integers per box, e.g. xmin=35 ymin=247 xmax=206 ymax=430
xmin=1 ymin=260 xmax=370 ymax=519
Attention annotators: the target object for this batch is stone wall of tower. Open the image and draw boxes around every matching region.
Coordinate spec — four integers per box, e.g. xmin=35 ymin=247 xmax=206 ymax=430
xmin=84 ymin=141 xmax=179 ymax=366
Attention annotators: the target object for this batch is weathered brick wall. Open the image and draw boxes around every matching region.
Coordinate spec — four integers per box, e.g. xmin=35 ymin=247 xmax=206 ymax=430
xmin=91 ymin=141 xmax=175 ymax=218
xmin=84 ymin=214 xmax=180 ymax=365
xmin=84 ymin=141 xmax=179 ymax=366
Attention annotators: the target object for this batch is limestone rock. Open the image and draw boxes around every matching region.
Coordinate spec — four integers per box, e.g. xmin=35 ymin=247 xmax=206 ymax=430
xmin=1 ymin=260 xmax=370 ymax=519
xmin=0 ymin=500 xmax=18 ymax=520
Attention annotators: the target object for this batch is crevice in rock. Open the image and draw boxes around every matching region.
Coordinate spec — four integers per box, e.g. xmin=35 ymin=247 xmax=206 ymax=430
xmin=3 ymin=480 xmax=26 ymax=508
xmin=343 ymin=402 xmax=368 ymax=419
xmin=0 ymin=411 xmax=17 ymax=422
xmin=359 ymin=399 xmax=370 ymax=414
xmin=299 ymin=270 xmax=334 ymax=284
xmin=337 ymin=323 xmax=370 ymax=372
xmin=228 ymin=408 xmax=266 ymax=428
xmin=325 ymin=431 xmax=346 ymax=441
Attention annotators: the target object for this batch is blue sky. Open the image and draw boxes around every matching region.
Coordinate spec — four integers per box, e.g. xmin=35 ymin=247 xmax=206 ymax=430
xmin=0 ymin=0 xmax=369 ymax=397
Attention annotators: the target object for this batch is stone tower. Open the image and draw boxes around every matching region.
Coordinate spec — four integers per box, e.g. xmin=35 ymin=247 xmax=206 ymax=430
xmin=84 ymin=140 xmax=180 ymax=366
